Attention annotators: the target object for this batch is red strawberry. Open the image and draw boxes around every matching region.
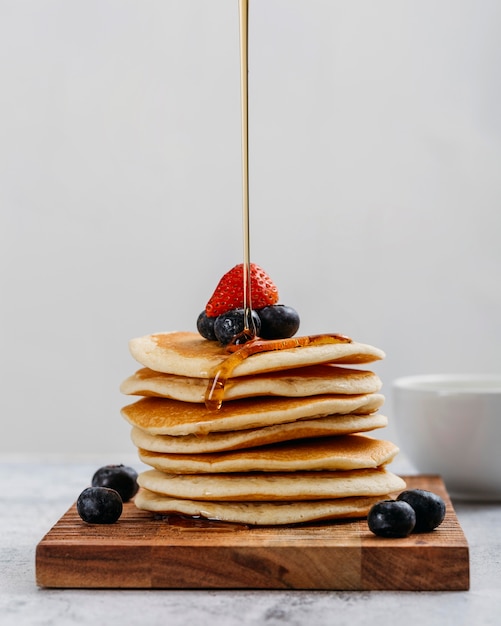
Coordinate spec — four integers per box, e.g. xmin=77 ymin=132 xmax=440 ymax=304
xmin=205 ymin=263 xmax=279 ymax=317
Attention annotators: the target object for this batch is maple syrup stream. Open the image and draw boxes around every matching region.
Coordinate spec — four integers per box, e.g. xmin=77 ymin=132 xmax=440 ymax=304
xmin=204 ymin=2 xmax=352 ymax=410
xmin=239 ymin=0 xmax=255 ymax=340
xmin=206 ymin=0 xmax=257 ymax=410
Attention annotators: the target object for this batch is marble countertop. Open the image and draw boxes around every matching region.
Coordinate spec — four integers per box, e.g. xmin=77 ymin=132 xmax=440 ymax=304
xmin=2 ymin=454 xmax=500 ymax=626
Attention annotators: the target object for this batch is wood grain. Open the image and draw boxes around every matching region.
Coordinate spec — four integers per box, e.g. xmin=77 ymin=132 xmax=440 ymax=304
xmin=35 ymin=475 xmax=469 ymax=590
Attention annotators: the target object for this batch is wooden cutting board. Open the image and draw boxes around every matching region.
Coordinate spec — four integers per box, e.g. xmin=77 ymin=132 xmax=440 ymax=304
xmin=35 ymin=475 xmax=469 ymax=591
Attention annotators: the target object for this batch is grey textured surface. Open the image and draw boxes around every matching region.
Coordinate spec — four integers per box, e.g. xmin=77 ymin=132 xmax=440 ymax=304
xmin=1 ymin=455 xmax=500 ymax=626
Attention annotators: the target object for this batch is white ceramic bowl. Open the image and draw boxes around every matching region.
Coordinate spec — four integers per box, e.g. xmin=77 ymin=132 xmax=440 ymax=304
xmin=392 ymin=374 xmax=501 ymax=500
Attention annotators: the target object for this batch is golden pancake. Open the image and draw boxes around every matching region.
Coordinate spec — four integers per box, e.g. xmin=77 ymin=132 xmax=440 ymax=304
xmin=128 ymin=331 xmax=385 ymax=378
xmin=120 ymin=364 xmax=382 ymax=403
xmin=134 ymin=489 xmax=387 ymax=525
xmin=129 ymin=413 xmax=387 ymax=453
xmin=121 ymin=394 xmax=385 ymax=436
xmin=138 ymin=467 xmax=406 ymax=501
xmin=138 ymin=434 xmax=399 ymax=474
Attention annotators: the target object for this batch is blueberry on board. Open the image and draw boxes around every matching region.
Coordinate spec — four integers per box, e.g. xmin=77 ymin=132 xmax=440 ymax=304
xmin=77 ymin=487 xmax=123 ymax=524
xmin=197 ymin=310 xmax=217 ymax=341
xmin=397 ymin=489 xmax=446 ymax=533
xmin=367 ymin=500 xmax=416 ymax=538
xmin=214 ymin=308 xmax=261 ymax=345
xmin=257 ymin=305 xmax=300 ymax=339
xmin=91 ymin=464 xmax=139 ymax=502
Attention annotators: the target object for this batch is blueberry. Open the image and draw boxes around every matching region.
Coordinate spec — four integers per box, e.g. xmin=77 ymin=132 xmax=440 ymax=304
xmin=197 ymin=310 xmax=217 ymax=341
xmin=367 ymin=500 xmax=416 ymax=538
xmin=257 ymin=305 xmax=300 ymax=339
xmin=397 ymin=489 xmax=446 ymax=533
xmin=77 ymin=487 xmax=123 ymax=524
xmin=213 ymin=308 xmax=261 ymax=345
xmin=91 ymin=464 xmax=139 ymax=502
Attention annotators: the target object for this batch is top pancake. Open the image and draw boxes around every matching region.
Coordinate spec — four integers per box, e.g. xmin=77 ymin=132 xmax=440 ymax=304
xmin=128 ymin=331 xmax=385 ymax=378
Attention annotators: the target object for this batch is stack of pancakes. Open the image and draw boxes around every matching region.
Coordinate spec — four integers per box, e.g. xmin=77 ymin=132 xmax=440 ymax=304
xmin=120 ymin=331 xmax=405 ymax=525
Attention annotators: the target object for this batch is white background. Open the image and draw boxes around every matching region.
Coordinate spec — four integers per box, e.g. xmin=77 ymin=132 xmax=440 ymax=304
xmin=1 ymin=0 xmax=500 ymax=457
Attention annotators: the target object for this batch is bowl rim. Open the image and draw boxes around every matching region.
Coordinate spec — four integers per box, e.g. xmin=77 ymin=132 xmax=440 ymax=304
xmin=393 ymin=373 xmax=501 ymax=393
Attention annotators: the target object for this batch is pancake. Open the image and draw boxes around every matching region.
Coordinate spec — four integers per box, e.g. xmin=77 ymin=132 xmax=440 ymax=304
xmin=128 ymin=331 xmax=385 ymax=378
xmin=135 ymin=489 xmax=388 ymax=525
xmin=137 ymin=467 xmax=406 ymax=501
xmin=120 ymin=365 xmax=382 ymax=403
xmin=121 ymin=394 xmax=385 ymax=436
xmin=137 ymin=434 xmax=399 ymax=474
xmin=129 ymin=413 xmax=388 ymax=453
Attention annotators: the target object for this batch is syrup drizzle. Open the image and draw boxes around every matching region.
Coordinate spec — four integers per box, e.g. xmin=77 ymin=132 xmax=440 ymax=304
xmin=205 ymin=333 xmax=353 ymax=410
xmin=203 ymin=4 xmax=353 ymax=411
xmin=239 ymin=0 xmax=257 ymax=341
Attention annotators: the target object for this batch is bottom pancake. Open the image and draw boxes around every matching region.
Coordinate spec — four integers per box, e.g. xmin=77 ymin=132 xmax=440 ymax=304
xmin=135 ymin=488 xmax=389 ymax=525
